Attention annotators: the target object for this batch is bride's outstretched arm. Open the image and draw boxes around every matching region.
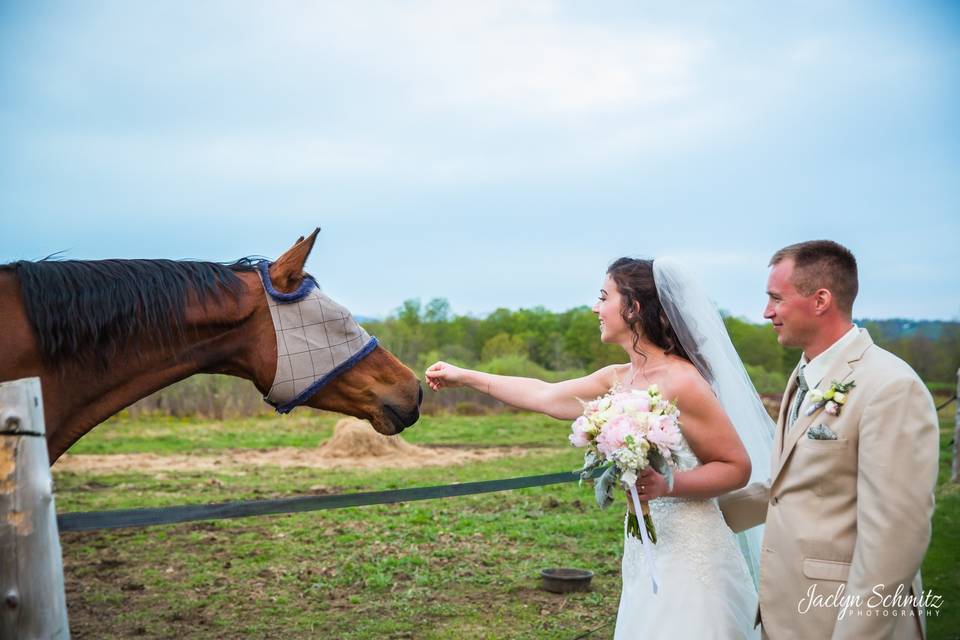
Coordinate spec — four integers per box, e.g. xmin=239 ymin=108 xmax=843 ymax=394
xmin=424 ymin=361 xmax=621 ymax=421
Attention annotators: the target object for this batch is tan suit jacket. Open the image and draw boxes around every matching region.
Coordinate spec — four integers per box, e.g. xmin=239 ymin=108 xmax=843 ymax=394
xmin=720 ymin=329 xmax=939 ymax=639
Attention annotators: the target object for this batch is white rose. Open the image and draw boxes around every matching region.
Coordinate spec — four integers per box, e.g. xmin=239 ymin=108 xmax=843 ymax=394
xmin=833 ymin=392 xmax=847 ymax=404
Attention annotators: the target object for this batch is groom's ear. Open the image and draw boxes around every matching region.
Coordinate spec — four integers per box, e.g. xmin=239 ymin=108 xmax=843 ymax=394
xmin=812 ymin=288 xmax=833 ymax=315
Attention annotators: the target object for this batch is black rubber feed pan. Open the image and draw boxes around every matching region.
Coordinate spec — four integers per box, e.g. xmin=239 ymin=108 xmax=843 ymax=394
xmin=540 ymin=568 xmax=593 ymax=593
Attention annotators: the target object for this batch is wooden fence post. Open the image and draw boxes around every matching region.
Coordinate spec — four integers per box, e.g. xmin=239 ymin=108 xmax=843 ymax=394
xmin=1 ymin=378 xmax=70 ymax=639
xmin=953 ymin=367 xmax=960 ymax=484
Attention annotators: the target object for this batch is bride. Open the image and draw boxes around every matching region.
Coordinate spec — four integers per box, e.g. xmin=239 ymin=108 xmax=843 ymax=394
xmin=425 ymin=257 xmax=773 ymax=639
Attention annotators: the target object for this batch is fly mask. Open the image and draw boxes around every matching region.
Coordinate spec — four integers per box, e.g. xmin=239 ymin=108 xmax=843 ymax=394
xmin=256 ymin=261 xmax=379 ymax=414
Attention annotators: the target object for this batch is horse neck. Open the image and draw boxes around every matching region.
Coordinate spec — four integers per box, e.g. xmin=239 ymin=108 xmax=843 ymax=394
xmin=37 ymin=271 xmax=275 ymax=462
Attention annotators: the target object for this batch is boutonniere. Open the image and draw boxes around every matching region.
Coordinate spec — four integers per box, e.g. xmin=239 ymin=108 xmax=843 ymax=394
xmin=805 ymin=380 xmax=856 ymax=417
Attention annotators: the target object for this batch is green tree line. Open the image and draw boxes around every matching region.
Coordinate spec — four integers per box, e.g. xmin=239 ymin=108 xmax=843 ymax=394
xmin=366 ymin=299 xmax=960 ymax=396
xmin=366 ymin=298 xmax=802 ymax=400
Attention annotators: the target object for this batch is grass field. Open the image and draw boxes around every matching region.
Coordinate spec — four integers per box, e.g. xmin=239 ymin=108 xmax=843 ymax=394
xmin=53 ymin=410 xmax=959 ymax=639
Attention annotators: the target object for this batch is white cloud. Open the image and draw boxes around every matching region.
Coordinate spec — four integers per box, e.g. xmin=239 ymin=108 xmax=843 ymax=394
xmin=8 ymin=1 xmax=825 ymax=188
xmin=242 ymin=1 xmax=715 ymax=121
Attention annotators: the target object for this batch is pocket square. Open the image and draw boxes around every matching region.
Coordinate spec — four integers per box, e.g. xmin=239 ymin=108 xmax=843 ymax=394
xmin=807 ymin=424 xmax=838 ymax=440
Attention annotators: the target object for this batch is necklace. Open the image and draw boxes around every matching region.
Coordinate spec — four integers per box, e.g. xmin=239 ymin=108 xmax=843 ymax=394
xmin=626 ymin=354 xmax=671 ymax=388
xmin=626 ymin=363 xmax=641 ymax=387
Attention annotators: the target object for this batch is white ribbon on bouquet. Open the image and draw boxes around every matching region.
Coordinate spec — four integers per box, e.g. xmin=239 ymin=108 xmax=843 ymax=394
xmin=628 ymin=483 xmax=659 ymax=594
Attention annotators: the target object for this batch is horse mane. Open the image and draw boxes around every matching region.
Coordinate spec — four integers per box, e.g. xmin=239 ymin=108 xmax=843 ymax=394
xmin=1 ymin=257 xmax=262 ymax=371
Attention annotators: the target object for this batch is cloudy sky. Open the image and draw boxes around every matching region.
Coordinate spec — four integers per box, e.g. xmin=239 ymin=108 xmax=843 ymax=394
xmin=2 ymin=1 xmax=958 ymax=322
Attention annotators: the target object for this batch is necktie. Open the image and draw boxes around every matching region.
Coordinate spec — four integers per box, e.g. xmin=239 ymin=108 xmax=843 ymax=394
xmin=787 ymin=366 xmax=809 ymax=430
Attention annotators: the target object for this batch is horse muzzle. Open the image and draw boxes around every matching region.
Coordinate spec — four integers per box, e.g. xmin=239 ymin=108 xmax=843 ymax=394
xmin=383 ymin=383 xmax=423 ymax=432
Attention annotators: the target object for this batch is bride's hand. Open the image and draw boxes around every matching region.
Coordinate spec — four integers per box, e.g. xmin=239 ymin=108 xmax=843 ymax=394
xmin=424 ymin=361 xmax=467 ymax=391
xmin=630 ymin=467 xmax=670 ymax=502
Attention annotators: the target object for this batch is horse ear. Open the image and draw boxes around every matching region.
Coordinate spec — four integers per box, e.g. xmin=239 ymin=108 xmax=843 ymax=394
xmin=270 ymin=228 xmax=320 ymax=292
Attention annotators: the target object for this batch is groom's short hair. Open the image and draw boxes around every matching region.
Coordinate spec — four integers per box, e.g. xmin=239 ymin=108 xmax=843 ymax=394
xmin=770 ymin=240 xmax=858 ymax=316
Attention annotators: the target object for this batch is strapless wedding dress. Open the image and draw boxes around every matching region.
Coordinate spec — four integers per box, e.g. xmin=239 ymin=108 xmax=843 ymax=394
xmin=614 ymin=405 xmax=759 ymax=639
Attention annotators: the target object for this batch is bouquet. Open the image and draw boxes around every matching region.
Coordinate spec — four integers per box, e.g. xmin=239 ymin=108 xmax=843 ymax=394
xmin=569 ymin=385 xmax=683 ymax=544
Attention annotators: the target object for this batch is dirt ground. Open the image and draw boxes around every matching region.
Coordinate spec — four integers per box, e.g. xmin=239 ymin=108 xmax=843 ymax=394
xmin=52 ymin=418 xmax=543 ymax=474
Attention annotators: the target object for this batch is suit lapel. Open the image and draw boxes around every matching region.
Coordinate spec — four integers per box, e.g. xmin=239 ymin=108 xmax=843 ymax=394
xmin=772 ymin=329 xmax=873 ymax=485
xmin=777 ymin=360 xmax=854 ymax=471
xmin=773 ymin=365 xmax=800 ymax=468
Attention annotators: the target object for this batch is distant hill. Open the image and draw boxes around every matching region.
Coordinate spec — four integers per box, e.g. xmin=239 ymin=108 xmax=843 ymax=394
xmin=856 ymin=319 xmax=959 ymax=341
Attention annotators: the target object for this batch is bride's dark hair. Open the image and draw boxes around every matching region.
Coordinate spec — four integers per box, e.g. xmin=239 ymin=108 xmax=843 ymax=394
xmin=607 ymin=257 xmax=694 ymax=366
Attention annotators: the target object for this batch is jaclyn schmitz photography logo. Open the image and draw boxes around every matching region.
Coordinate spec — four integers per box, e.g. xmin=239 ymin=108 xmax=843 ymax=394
xmin=798 ymin=584 xmax=944 ymax=621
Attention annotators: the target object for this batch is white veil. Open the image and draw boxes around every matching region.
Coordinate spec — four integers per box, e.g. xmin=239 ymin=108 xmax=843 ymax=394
xmin=653 ymin=257 xmax=774 ymax=589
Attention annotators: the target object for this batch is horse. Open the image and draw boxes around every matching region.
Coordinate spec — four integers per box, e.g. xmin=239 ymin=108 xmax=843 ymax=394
xmin=0 ymin=229 xmax=422 ymax=463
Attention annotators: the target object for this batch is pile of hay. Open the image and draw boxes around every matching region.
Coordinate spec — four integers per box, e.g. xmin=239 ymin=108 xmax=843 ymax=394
xmin=316 ymin=418 xmax=427 ymax=459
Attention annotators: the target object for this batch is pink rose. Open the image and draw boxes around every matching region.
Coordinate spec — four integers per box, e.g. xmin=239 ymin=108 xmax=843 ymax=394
xmin=619 ymin=394 xmax=651 ymax=415
xmin=824 ymin=401 xmax=840 ymax=416
xmin=569 ymin=416 xmax=592 ymax=448
xmin=646 ymin=415 xmax=682 ymax=456
xmin=596 ymin=414 xmax=640 ymax=457
xmin=605 ymin=396 xmax=628 ymax=416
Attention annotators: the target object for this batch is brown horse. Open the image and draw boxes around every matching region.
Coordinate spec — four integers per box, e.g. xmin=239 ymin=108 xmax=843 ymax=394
xmin=0 ymin=229 xmax=422 ymax=463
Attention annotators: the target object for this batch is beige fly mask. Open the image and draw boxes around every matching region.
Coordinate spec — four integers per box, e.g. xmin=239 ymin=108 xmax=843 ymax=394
xmin=256 ymin=261 xmax=378 ymax=413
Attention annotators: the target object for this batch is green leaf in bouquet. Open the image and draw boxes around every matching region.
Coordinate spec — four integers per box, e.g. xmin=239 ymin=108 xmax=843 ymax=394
xmin=576 ymin=451 xmax=602 ymax=485
xmin=663 ymin=466 xmax=674 ymax=493
xmin=647 ymin=449 xmax=676 ymax=493
xmin=594 ymin=464 xmax=618 ymax=510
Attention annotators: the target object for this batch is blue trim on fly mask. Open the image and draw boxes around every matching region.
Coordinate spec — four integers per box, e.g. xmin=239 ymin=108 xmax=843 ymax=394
xmin=256 ymin=260 xmax=317 ymax=302
xmin=256 ymin=260 xmax=379 ymax=414
xmin=272 ymin=336 xmax=380 ymax=414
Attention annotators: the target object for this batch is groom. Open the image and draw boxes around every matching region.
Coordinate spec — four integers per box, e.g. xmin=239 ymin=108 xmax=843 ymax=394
xmin=720 ymin=241 xmax=940 ymax=639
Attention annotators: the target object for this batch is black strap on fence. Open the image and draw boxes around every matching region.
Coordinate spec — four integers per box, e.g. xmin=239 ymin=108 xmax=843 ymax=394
xmin=936 ymin=394 xmax=957 ymax=412
xmin=57 ymin=470 xmax=593 ymax=533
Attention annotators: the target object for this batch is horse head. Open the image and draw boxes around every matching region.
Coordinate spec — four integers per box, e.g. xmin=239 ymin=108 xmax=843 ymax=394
xmin=255 ymin=229 xmax=422 ymax=435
